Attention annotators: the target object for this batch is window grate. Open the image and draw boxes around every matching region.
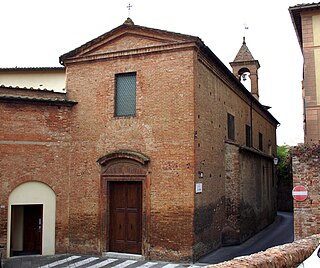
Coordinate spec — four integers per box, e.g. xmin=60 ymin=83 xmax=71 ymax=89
xmin=115 ymin=73 xmax=136 ymax=117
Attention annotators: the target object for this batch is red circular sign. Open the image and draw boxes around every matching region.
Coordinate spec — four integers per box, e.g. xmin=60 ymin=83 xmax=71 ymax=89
xmin=292 ymin=185 xmax=308 ymax=201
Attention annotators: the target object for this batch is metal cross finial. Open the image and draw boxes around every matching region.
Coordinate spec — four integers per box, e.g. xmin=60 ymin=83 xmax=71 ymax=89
xmin=127 ymin=3 xmax=132 ymax=17
xmin=243 ymin=23 xmax=249 ymax=43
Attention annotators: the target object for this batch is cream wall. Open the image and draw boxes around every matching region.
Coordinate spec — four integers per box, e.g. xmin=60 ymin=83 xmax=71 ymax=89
xmin=0 ymin=70 xmax=65 ymax=92
xmin=312 ymin=15 xmax=320 ymax=104
xmin=12 ymin=206 xmax=23 ymax=251
xmin=7 ymin=181 xmax=56 ymax=257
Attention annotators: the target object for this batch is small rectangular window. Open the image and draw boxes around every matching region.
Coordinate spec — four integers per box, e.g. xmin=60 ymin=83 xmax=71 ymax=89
xmin=259 ymin=132 xmax=263 ymax=151
xmin=227 ymin=113 xmax=235 ymax=141
xmin=246 ymin=125 xmax=252 ymax=147
xmin=115 ymin=72 xmax=136 ymax=117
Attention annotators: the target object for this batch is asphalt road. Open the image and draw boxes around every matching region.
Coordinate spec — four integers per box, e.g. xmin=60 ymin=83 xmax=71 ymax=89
xmin=198 ymin=211 xmax=294 ymax=264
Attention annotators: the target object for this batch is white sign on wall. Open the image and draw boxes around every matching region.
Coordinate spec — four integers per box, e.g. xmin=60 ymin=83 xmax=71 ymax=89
xmin=196 ymin=183 xmax=203 ymax=193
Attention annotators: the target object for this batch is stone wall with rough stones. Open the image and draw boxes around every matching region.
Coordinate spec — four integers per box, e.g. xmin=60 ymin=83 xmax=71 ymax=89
xmin=207 ymin=234 xmax=320 ymax=268
xmin=291 ymin=144 xmax=320 ymax=239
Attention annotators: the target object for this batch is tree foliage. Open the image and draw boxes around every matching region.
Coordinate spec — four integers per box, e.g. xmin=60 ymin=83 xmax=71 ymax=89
xmin=277 ymin=145 xmax=292 ymax=185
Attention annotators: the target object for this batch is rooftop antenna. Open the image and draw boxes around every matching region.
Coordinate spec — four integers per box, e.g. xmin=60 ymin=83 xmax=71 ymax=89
xmin=127 ymin=3 xmax=132 ymax=17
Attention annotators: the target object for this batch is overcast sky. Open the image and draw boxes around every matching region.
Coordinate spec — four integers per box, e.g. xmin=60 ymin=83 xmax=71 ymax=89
xmin=0 ymin=0 xmax=305 ymax=145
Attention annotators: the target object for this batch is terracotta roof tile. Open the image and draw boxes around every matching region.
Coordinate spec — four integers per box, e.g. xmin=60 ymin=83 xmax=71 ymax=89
xmin=0 ymin=85 xmax=65 ymax=92
xmin=233 ymin=38 xmax=256 ymax=62
xmin=0 ymin=67 xmax=64 ymax=71
xmin=0 ymin=95 xmax=77 ymax=106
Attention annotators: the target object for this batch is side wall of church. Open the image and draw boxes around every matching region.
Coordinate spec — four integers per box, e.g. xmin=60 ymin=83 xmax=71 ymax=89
xmin=193 ymin=55 xmax=277 ymax=256
xmin=193 ymin=59 xmax=227 ymax=259
xmin=0 ymin=100 xmax=73 ymax=256
xmin=65 ymin=47 xmax=196 ymax=261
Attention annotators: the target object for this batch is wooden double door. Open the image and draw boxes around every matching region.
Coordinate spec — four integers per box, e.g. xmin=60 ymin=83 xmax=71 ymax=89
xmin=109 ymin=181 xmax=142 ymax=254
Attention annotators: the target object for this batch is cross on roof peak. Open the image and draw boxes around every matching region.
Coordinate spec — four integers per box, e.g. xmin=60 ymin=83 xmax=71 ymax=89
xmin=127 ymin=3 xmax=132 ymax=17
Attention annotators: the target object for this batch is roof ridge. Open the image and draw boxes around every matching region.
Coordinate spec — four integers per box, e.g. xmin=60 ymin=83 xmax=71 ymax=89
xmin=59 ymin=23 xmax=203 ymax=64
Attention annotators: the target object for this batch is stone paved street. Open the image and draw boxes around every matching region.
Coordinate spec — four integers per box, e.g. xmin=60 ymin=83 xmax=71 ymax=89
xmin=3 ymin=254 xmax=206 ymax=268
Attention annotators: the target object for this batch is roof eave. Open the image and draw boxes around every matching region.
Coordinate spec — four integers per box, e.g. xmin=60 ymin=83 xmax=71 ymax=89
xmin=289 ymin=7 xmax=303 ymax=51
xmin=0 ymin=95 xmax=77 ymax=106
xmin=289 ymin=2 xmax=320 ymax=51
xmin=200 ymin=44 xmax=279 ymax=126
xmin=0 ymin=67 xmax=65 ymax=71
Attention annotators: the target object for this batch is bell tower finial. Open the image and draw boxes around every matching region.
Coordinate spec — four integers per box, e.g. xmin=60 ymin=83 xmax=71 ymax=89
xmin=243 ymin=23 xmax=249 ymax=44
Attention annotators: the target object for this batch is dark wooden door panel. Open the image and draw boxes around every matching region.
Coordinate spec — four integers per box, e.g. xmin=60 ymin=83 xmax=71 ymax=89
xmin=109 ymin=181 xmax=142 ymax=254
xmin=127 ymin=212 xmax=138 ymax=241
xmin=23 ymin=205 xmax=42 ymax=254
xmin=113 ymin=184 xmax=126 ymax=208
xmin=113 ymin=212 xmax=126 ymax=241
xmin=127 ymin=183 xmax=139 ymax=209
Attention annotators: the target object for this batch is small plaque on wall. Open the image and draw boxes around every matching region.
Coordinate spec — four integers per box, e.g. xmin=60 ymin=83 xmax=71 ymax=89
xmin=196 ymin=183 xmax=203 ymax=193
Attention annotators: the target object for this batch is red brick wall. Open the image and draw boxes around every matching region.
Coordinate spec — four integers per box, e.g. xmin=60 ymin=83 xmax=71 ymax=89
xmin=291 ymin=144 xmax=320 ymax=239
xmin=0 ymin=100 xmax=74 ymax=256
xmin=65 ymin=47 xmax=196 ymax=260
xmin=193 ymin=53 xmax=277 ymax=258
xmin=207 ymin=234 xmax=320 ymax=268
xmin=193 ymin=59 xmax=229 ymax=258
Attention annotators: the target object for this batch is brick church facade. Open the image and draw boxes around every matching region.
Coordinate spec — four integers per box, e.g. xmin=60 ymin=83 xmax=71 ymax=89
xmin=0 ymin=19 xmax=278 ymax=261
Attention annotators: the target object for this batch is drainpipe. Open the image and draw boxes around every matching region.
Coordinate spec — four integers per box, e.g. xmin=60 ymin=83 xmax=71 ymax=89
xmin=250 ymin=100 xmax=253 ymax=146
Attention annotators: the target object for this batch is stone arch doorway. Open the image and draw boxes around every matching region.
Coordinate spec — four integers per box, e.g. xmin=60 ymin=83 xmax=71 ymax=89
xmin=7 ymin=181 xmax=56 ymax=257
xmin=98 ymin=150 xmax=150 ymax=255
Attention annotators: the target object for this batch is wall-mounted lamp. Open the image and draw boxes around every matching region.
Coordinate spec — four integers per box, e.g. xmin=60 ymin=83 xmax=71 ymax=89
xmin=273 ymin=158 xmax=278 ymax=165
xmin=198 ymin=171 xmax=204 ymax=178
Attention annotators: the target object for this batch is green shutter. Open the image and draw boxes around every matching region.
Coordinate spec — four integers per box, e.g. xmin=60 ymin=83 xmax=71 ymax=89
xmin=116 ymin=73 xmax=136 ymax=116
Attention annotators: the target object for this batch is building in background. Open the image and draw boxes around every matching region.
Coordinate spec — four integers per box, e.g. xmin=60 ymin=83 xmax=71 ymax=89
xmin=289 ymin=2 xmax=320 ymax=241
xmin=0 ymin=18 xmax=278 ymax=261
xmin=290 ymin=2 xmax=320 ymax=144
xmin=0 ymin=67 xmax=65 ymax=92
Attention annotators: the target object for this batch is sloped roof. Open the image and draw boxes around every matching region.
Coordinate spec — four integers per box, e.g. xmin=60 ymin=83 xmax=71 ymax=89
xmin=233 ymin=37 xmax=256 ymax=62
xmin=0 ymin=95 xmax=76 ymax=106
xmin=289 ymin=2 xmax=320 ymax=49
xmin=59 ymin=19 xmax=202 ymax=63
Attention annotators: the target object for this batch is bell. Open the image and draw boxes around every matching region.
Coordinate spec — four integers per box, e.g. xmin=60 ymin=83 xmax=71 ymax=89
xmin=242 ymin=73 xmax=247 ymax=81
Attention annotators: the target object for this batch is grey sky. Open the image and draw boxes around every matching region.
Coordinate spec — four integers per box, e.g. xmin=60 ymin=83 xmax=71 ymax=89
xmin=0 ymin=0 xmax=305 ymax=145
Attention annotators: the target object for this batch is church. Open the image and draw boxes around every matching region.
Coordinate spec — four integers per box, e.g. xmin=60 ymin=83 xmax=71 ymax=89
xmin=0 ymin=18 xmax=279 ymax=262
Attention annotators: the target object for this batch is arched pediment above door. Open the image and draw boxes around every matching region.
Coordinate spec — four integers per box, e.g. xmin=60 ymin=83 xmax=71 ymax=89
xmin=97 ymin=150 xmax=150 ymax=165
xmin=97 ymin=150 xmax=150 ymax=177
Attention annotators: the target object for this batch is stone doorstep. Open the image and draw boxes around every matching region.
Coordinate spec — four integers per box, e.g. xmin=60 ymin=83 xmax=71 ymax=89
xmin=103 ymin=251 xmax=145 ymax=260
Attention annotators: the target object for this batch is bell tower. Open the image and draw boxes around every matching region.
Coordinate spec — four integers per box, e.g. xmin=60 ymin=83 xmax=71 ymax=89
xmin=230 ymin=37 xmax=260 ymax=100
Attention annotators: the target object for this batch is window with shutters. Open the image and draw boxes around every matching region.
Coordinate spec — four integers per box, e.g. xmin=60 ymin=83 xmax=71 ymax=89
xmin=115 ymin=72 xmax=136 ymax=117
xmin=227 ymin=113 xmax=235 ymax=141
